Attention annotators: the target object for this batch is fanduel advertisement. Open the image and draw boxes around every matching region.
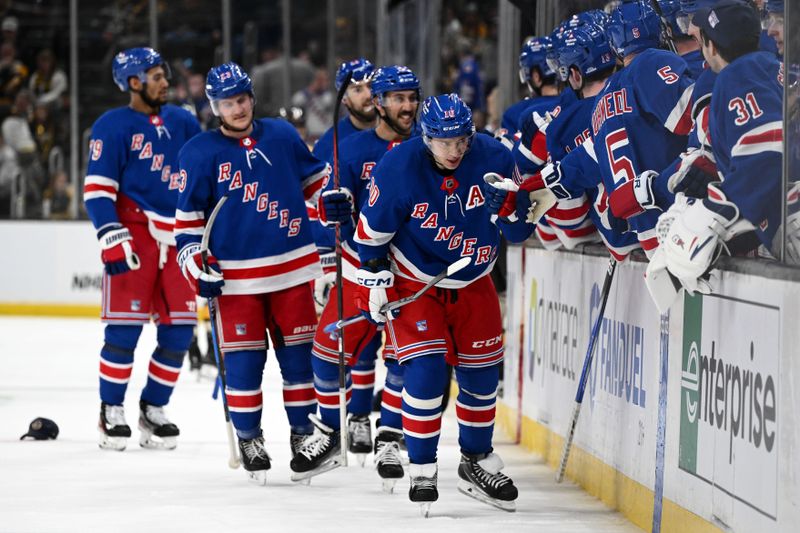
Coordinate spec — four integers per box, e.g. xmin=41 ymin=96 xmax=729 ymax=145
xmin=679 ymin=293 xmax=780 ymax=522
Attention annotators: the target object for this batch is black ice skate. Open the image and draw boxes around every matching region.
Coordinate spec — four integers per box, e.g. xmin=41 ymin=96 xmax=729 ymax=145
xmin=348 ymin=414 xmax=372 ymax=466
xmin=290 ymin=415 xmax=343 ymax=484
xmin=238 ymin=432 xmax=271 ymax=486
xmin=98 ymin=402 xmax=132 ymax=451
xmin=457 ymin=452 xmax=518 ymax=512
xmin=290 ymin=431 xmax=308 ymax=458
xmin=409 ymin=462 xmax=438 ymax=517
xmin=374 ymin=426 xmax=404 ymax=493
xmin=138 ymin=400 xmax=179 ymax=450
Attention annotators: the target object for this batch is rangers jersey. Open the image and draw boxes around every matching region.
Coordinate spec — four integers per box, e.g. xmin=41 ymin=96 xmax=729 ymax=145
xmin=708 ymin=51 xmax=783 ymax=249
xmin=322 ymin=128 xmax=413 ymax=281
xmin=355 ymin=134 xmax=527 ymax=288
xmin=553 ymin=48 xmax=693 ymax=254
xmin=84 ymin=104 xmax=201 ymax=243
xmin=175 ymin=118 xmax=329 ymax=294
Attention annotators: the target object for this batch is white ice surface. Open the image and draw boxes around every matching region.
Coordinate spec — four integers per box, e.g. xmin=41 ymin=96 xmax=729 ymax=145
xmin=0 ymin=317 xmax=641 ymax=533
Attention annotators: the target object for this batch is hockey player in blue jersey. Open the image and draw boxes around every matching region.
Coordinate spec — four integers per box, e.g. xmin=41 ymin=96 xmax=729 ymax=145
xmin=174 ymin=63 xmax=330 ymax=484
xmin=764 ymin=0 xmax=783 ymax=57
xmin=660 ymin=0 xmax=706 ymax=77
xmin=304 ymin=65 xmax=421 ymax=486
xmin=646 ymin=0 xmax=784 ymax=309
xmin=511 ymin=0 xmax=695 ymax=258
xmin=83 ymin=47 xmax=201 ymax=452
xmin=354 ymin=94 xmax=525 ymax=513
xmin=313 ymin=59 xmax=377 ymax=168
xmin=499 ymin=36 xmax=559 ymax=145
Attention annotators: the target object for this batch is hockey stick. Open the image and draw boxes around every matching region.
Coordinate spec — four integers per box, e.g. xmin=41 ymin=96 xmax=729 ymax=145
xmin=200 ymin=194 xmax=240 ymax=470
xmin=323 ymin=256 xmax=472 ymax=335
xmin=332 ymin=71 xmax=352 ymax=466
xmin=649 ymin=0 xmax=678 ymax=54
xmin=555 ymin=257 xmax=617 ymax=483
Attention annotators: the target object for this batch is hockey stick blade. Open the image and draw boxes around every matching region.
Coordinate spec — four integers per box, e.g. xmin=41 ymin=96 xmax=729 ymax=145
xmin=323 ymin=257 xmax=473 ymax=334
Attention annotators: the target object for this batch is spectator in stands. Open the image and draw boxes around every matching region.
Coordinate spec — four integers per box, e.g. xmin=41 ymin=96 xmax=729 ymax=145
xmin=1 ymin=16 xmax=17 ymax=47
xmin=175 ymin=72 xmax=214 ymax=130
xmin=43 ymin=169 xmax=72 ymax=220
xmin=31 ymin=102 xmax=60 ymax=166
xmin=291 ymin=66 xmax=333 ymax=142
xmin=2 ymin=90 xmax=44 ymax=217
xmin=0 ymin=42 xmax=28 ymax=116
xmin=29 ymin=49 xmax=67 ymax=111
xmin=251 ymin=46 xmax=315 ymax=117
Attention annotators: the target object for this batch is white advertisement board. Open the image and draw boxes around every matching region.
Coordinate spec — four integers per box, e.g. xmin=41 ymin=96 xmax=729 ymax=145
xmin=1 ymin=221 xmax=103 ymax=306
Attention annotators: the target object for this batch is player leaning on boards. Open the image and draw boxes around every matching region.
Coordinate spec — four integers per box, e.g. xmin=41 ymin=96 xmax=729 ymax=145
xmin=83 ymin=47 xmax=201 ymax=452
xmin=174 ymin=62 xmax=330 ymax=485
xmin=300 ymin=65 xmax=422 ymax=487
xmin=354 ymin=93 xmax=530 ymax=515
xmin=646 ymin=0 xmax=784 ymax=309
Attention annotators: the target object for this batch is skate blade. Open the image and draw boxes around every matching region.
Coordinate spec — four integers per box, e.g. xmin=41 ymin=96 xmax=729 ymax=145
xmin=290 ymin=456 xmax=343 ymax=483
xmin=354 ymin=453 xmax=367 ymax=467
xmin=139 ymin=431 xmax=177 ymax=450
xmin=457 ymin=480 xmax=516 ymax=512
xmin=419 ymin=503 xmax=432 ymax=518
xmin=382 ymin=478 xmax=398 ymax=494
xmin=246 ymin=470 xmax=268 ymax=486
xmin=98 ymin=433 xmax=128 ymax=451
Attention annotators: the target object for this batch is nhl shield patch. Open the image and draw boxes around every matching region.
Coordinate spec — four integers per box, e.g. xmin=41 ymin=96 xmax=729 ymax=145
xmin=416 ymin=320 xmax=428 ymax=332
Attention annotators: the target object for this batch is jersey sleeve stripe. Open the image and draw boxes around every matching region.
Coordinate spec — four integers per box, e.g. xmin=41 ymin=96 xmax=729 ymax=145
xmin=354 ymin=212 xmax=395 ymax=246
xmin=664 ymin=84 xmax=694 ymax=135
xmin=731 ymin=121 xmax=783 ymax=158
xmin=301 ymin=163 xmax=331 ymax=200
xmin=84 ymin=189 xmax=117 ymax=201
xmin=582 ymin=137 xmax=598 ymax=162
xmin=517 ymin=142 xmax=546 ymax=167
xmin=175 ymin=209 xmax=205 ymax=221
xmin=84 ymin=175 xmax=120 ymax=189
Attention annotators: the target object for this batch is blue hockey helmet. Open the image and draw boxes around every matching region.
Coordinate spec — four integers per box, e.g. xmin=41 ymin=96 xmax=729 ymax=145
xmin=677 ymin=0 xmax=717 ymax=33
xmin=420 ymin=93 xmax=475 ymax=140
xmin=606 ymin=0 xmax=663 ymax=58
xmin=556 ymin=24 xmax=616 ymax=82
xmin=658 ymin=0 xmax=689 ymax=37
xmin=111 ymin=47 xmax=170 ymax=92
xmin=370 ymin=65 xmax=420 ymax=102
xmin=569 ymin=9 xmax=611 ymax=30
xmin=205 ymin=62 xmax=254 ymax=116
xmin=519 ymin=37 xmax=555 ymax=84
xmin=766 ymin=0 xmax=783 ymax=14
xmin=335 ymin=58 xmax=375 ymax=91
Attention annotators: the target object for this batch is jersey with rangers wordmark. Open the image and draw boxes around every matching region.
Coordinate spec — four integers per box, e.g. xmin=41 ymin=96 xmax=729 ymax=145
xmin=355 ymin=135 xmax=525 ymax=288
xmin=175 ymin=118 xmax=329 ymax=295
xmin=84 ymin=104 xmax=201 ymax=243
xmin=709 ymin=52 xmax=783 ymax=248
xmin=321 ymin=128 xmax=414 ymax=281
xmin=556 ymin=48 xmax=693 ymax=253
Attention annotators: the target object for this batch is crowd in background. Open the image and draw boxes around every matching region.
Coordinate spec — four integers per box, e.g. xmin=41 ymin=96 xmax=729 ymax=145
xmin=0 ymin=8 xmax=70 ymax=220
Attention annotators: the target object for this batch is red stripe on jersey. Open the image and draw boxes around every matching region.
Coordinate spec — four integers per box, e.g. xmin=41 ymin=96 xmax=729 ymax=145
xmin=548 ymin=202 xmax=590 ymax=223
xmin=283 ymin=385 xmax=316 ymax=403
xmin=530 ymin=131 xmax=548 ymax=163
xmin=99 ymin=362 xmax=132 ymax=380
xmin=303 ymin=178 xmax=324 ymax=200
xmin=560 ymin=224 xmax=597 ymax=238
xmin=456 ymin=403 xmax=496 ymax=424
xmin=673 ymin=104 xmax=693 ymax=136
xmin=402 ymin=414 xmax=442 ymax=436
xmin=174 ymin=218 xmax=205 ymax=230
xmin=356 ymin=220 xmax=372 ymax=241
xmin=459 ymin=353 xmax=504 ymax=367
xmin=536 ymin=226 xmax=559 ymax=242
xmin=608 ymin=248 xmax=630 ymax=262
xmin=84 ymin=183 xmax=117 ymax=195
xmin=382 ymin=389 xmax=402 ymax=410
xmin=148 ymin=361 xmax=180 ymax=384
xmin=151 ymin=219 xmax=175 ymax=231
xmin=226 ymin=391 xmax=263 ymax=409
xmin=739 ymin=128 xmax=783 ymax=146
xmin=639 ymin=235 xmax=659 ymax=251
xmin=223 ymin=252 xmax=319 ymax=280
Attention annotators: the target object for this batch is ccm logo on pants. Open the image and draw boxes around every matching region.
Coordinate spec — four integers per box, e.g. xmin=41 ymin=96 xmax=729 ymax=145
xmin=472 ymin=335 xmax=502 ymax=349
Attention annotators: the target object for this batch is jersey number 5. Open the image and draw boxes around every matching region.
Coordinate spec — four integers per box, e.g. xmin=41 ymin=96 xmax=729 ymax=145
xmin=605 ymin=128 xmax=636 ymax=186
xmin=728 ymin=92 xmax=763 ymax=126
